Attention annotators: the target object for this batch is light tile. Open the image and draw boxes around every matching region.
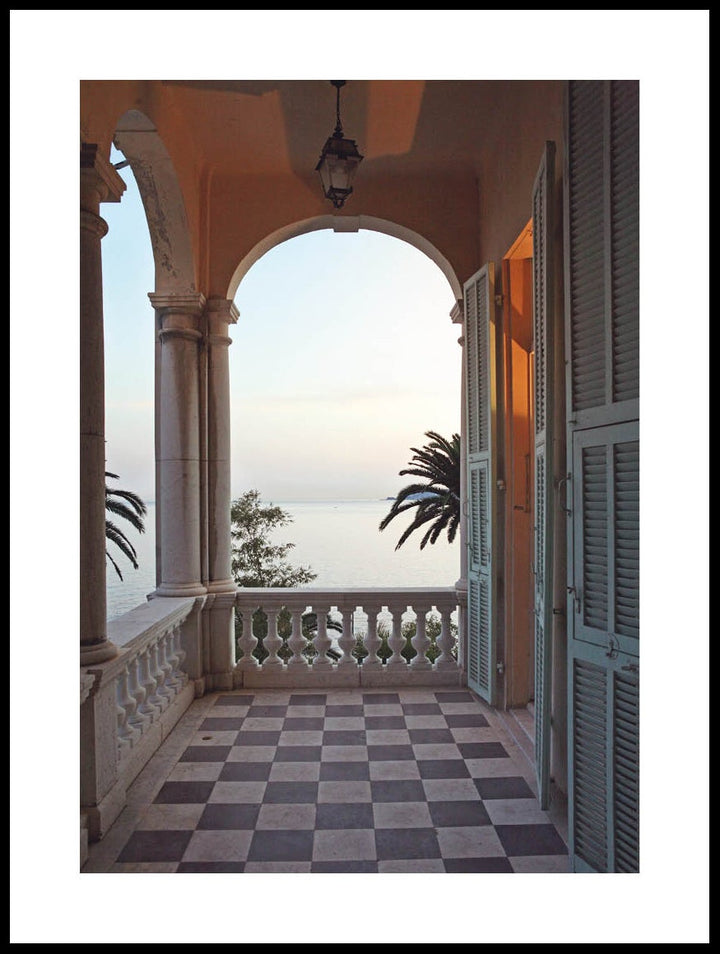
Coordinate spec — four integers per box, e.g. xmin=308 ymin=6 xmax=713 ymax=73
xmin=365 ymin=729 xmax=411 ymax=745
xmin=483 ymin=798 xmax=553 ymax=826
xmin=111 ymin=862 xmax=179 ymax=873
xmin=404 ymin=715 xmax=449 ymax=729
xmin=244 ymin=861 xmax=312 ymax=873
xmin=238 ymin=718 xmax=284 ymax=732
xmin=510 ymin=854 xmax=572 ymax=873
xmin=435 ymin=826 xmax=506 ymax=859
xmin=136 ymin=803 xmax=205 ymax=830
xmin=378 ymin=859 xmax=445 ymax=873
xmin=286 ymin=705 xmax=326 ymax=718
xmin=322 ymin=716 xmax=365 ymax=730
xmin=226 ymin=745 xmax=277 ymax=762
xmin=313 ymin=828 xmax=376 ymax=862
xmin=208 ymin=781 xmax=267 ymax=803
xmin=166 ymin=762 xmax=224 ymax=782
xmin=278 ymin=730 xmax=324 ymax=746
xmin=182 ymin=830 xmax=253 ymax=863
xmin=256 ymin=804 xmax=316 ymax=830
xmin=422 ymin=778 xmax=484 ymax=801
xmin=368 ymin=761 xmax=420 ymax=781
xmin=465 ymin=757 xmax=521 ymax=778
xmin=269 ymin=761 xmax=321 ymax=781
xmin=190 ymin=730 xmax=239 ymax=747
xmin=450 ymin=726 xmax=501 ymax=743
xmin=411 ymin=743 xmax=462 ymax=760
xmin=373 ymin=801 xmax=433 ymax=829
xmin=317 ymin=780 xmax=372 ymax=803
xmin=321 ymin=745 xmax=369 ymax=762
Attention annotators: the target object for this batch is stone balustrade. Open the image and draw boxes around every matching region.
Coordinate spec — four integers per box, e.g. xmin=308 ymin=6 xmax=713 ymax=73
xmin=233 ymin=587 xmax=464 ymax=688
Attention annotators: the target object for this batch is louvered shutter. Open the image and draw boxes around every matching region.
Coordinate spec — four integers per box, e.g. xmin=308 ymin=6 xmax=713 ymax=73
xmin=464 ymin=263 xmax=497 ymax=703
xmin=565 ymin=80 xmax=639 ymax=873
xmin=532 ymin=142 xmax=556 ymax=809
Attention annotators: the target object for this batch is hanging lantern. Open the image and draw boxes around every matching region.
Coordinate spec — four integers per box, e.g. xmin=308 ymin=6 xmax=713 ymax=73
xmin=315 ymin=80 xmax=364 ymax=209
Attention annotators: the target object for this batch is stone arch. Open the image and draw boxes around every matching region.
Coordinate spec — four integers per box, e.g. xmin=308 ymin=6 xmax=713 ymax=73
xmin=113 ymin=110 xmax=196 ymax=295
xmin=226 ymin=214 xmax=462 ymax=305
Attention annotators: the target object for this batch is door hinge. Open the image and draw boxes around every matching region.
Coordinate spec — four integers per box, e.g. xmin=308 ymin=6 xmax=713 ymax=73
xmin=496 ymin=661 xmax=505 ymax=675
xmin=494 ymin=294 xmax=504 ymax=307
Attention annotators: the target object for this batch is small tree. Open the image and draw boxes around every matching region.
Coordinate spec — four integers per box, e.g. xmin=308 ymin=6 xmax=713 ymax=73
xmin=231 ymin=489 xmax=316 ymax=588
xmin=231 ymin=490 xmax=321 ymax=662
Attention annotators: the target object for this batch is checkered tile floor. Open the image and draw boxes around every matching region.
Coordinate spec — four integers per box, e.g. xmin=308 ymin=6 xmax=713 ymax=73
xmin=84 ymin=688 xmax=570 ymax=873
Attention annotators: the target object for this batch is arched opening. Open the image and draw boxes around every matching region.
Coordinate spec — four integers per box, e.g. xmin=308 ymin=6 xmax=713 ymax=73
xmin=229 ymin=226 xmax=462 ymax=591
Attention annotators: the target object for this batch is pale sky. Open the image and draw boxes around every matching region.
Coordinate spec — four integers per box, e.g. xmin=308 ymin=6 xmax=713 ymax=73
xmin=102 ymin=158 xmax=461 ymax=503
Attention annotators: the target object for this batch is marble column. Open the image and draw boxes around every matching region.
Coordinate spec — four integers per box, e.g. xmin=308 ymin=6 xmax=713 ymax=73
xmin=80 ymin=144 xmax=126 ymax=666
xmin=148 ymin=292 xmax=207 ymax=598
xmin=203 ymin=298 xmax=239 ymax=686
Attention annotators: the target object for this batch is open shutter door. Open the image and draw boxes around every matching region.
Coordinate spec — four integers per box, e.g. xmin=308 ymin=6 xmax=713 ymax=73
xmin=464 ymin=264 xmax=498 ymax=704
xmin=564 ymin=80 xmax=639 ymax=872
xmin=531 ymin=142 xmax=556 ymax=810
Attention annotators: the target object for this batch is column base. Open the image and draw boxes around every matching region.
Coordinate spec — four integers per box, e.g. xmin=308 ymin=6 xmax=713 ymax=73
xmin=80 ymin=639 xmax=118 ymax=665
xmin=154 ymin=582 xmax=207 ymax=597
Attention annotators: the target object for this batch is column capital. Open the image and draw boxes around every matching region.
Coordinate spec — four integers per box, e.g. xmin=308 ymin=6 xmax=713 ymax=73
xmin=205 ymin=297 xmax=240 ymax=324
xmin=80 ymin=143 xmax=126 ymax=207
xmin=450 ymin=299 xmax=464 ymax=324
xmin=148 ymin=291 xmax=207 ymax=316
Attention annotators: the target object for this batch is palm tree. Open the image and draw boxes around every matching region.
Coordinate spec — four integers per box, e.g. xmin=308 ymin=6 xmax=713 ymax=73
xmin=105 ymin=471 xmax=147 ymax=580
xmin=379 ymin=430 xmax=460 ymax=550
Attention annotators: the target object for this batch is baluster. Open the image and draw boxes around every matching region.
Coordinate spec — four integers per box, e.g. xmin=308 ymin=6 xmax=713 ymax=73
xmin=311 ymin=603 xmax=333 ymax=670
xmin=127 ymin=655 xmax=150 ymax=735
xmin=435 ymin=603 xmax=458 ymax=670
xmin=410 ymin=606 xmax=433 ymax=670
xmin=361 ymin=604 xmax=382 ymax=670
xmin=172 ymin=626 xmax=187 ymax=684
xmin=157 ymin=631 xmax=176 ymax=699
xmin=235 ymin=603 xmax=259 ymax=670
xmin=263 ymin=603 xmax=284 ymax=669
xmin=116 ymin=669 xmax=140 ymax=752
xmin=287 ymin=605 xmax=309 ymax=668
xmin=136 ymin=647 xmax=160 ymax=722
xmin=336 ymin=603 xmax=357 ymax=667
xmin=385 ymin=604 xmax=407 ymax=669
xmin=147 ymin=639 xmax=170 ymax=711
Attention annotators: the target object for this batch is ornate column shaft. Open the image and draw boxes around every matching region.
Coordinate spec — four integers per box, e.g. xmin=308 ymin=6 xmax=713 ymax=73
xmin=149 ymin=291 xmax=207 ymax=597
xmin=80 ymin=144 xmax=125 ymax=665
xmin=204 ymin=298 xmax=238 ymax=592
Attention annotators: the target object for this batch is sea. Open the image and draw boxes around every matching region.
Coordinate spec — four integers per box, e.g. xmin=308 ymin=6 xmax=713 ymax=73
xmin=106 ymin=499 xmax=460 ymax=622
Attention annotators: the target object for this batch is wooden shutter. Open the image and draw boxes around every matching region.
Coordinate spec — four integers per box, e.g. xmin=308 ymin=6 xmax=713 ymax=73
xmin=532 ymin=142 xmax=556 ymax=809
xmin=464 ymin=263 xmax=497 ymax=704
xmin=564 ymin=80 xmax=639 ymax=872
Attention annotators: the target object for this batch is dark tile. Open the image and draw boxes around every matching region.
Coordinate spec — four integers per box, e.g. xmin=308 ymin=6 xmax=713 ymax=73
xmin=409 ymin=728 xmax=455 ymax=744
xmin=311 ymin=861 xmax=378 ymax=873
xmin=322 ymin=730 xmax=367 ymax=746
xmin=363 ymin=693 xmax=400 ymax=705
xmin=248 ymin=830 xmax=314 ymax=862
xmin=233 ymin=730 xmax=281 ymax=746
xmin=417 ymin=759 xmax=471 ymax=779
xmin=275 ymin=745 xmax=323 ymax=762
xmin=445 ymin=713 xmax=489 ymax=728
xmin=263 ymin=781 xmax=319 ymax=804
xmin=495 ymin=824 xmax=568 ymax=857
xmin=428 ymin=800 xmax=492 ymax=827
xmin=375 ymin=828 xmax=441 ymax=861
xmin=458 ymin=741 xmax=509 ymax=760
xmin=246 ymin=705 xmax=288 ymax=718
xmin=215 ymin=694 xmax=254 ymax=707
xmin=117 ymin=830 xmax=192 ymax=863
xmin=444 ymin=858 xmax=513 ymax=873
xmin=219 ymin=761 xmax=273 ymax=782
xmin=197 ymin=803 xmax=260 ymax=830
xmin=288 ymin=694 xmax=327 ymax=706
xmin=283 ymin=717 xmax=325 ymax=731
xmin=200 ymin=717 xmax=246 ymax=731
xmin=370 ymin=779 xmax=426 ymax=802
xmin=365 ymin=715 xmax=406 ymax=729
xmin=473 ymin=776 xmax=534 ymax=799
xmin=319 ymin=761 xmax=370 ymax=781
xmin=179 ymin=745 xmax=232 ymax=762
xmin=401 ymin=703 xmax=442 ymax=715
xmin=153 ymin=781 xmax=215 ymax=804
xmin=367 ymin=744 xmax=415 ymax=761
xmin=177 ymin=862 xmax=246 ymax=872
xmin=325 ymin=705 xmax=363 ymax=717
xmin=435 ymin=691 xmax=476 ymax=703
xmin=316 ymin=803 xmax=375 ymax=830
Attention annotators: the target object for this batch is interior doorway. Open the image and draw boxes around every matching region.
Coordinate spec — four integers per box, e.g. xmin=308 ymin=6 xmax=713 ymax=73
xmin=500 ymin=220 xmax=535 ymax=709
